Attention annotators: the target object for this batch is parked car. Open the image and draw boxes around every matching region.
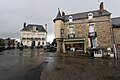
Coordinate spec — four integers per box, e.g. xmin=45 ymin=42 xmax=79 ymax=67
xmin=44 ymin=44 xmax=56 ymax=52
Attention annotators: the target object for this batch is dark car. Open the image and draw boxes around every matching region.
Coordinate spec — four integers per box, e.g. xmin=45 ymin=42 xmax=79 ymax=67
xmin=44 ymin=44 xmax=56 ymax=52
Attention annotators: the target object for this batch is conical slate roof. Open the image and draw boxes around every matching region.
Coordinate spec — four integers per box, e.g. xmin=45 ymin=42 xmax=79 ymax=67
xmin=53 ymin=9 xmax=64 ymax=23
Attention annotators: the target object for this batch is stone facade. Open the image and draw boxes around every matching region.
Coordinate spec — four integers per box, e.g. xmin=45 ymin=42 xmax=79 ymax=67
xmin=113 ymin=27 xmax=120 ymax=58
xmin=93 ymin=16 xmax=112 ymax=48
xmin=54 ymin=12 xmax=112 ymax=49
xmin=113 ymin=28 xmax=120 ymax=45
xmin=63 ymin=16 xmax=112 ymax=48
xmin=112 ymin=17 xmax=120 ymax=58
xmin=20 ymin=24 xmax=47 ymax=47
xmin=112 ymin=17 xmax=120 ymax=46
xmin=55 ymin=20 xmax=64 ymax=38
xmin=20 ymin=31 xmax=46 ymax=47
xmin=53 ymin=3 xmax=113 ymax=53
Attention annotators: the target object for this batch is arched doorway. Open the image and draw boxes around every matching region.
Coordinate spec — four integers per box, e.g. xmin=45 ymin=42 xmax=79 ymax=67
xmin=38 ymin=41 xmax=41 ymax=47
xmin=31 ymin=41 xmax=36 ymax=47
xmin=42 ymin=41 xmax=44 ymax=45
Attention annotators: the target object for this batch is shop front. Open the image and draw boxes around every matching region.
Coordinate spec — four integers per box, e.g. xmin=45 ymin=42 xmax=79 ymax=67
xmin=62 ymin=37 xmax=86 ymax=53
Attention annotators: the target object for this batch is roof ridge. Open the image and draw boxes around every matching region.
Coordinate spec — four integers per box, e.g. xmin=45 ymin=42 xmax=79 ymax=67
xmin=65 ymin=9 xmax=109 ymax=16
xmin=21 ymin=24 xmax=47 ymax=32
xmin=112 ymin=17 xmax=120 ymax=19
xmin=27 ymin=24 xmax=42 ymax=26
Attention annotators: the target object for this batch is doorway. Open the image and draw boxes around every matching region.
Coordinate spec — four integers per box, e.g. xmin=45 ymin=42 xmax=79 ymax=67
xmin=31 ymin=41 xmax=36 ymax=47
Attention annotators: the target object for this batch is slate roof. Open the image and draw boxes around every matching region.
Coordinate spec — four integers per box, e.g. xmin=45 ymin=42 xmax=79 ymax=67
xmin=53 ymin=9 xmax=111 ymax=22
xmin=64 ymin=10 xmax=111 ymax=21
xmin=112 ymin=17 xmax=120 ymax=28
xmin=21 ymin=24 xmax=47 ymax=32
xmin=53 ymin=10 xmax=64 ymax=22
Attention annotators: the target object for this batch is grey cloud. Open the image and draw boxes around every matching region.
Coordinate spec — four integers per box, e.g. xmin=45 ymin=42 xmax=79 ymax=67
xmin=0 ymin=0 xmax=120 ymax=41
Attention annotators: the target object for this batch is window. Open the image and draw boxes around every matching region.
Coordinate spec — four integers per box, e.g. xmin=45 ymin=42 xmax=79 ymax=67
xmin=42 ymin=38 xmax=45 ymax=40
xmin=89 ymin=23 xmax=94 ymax=32
xmin=33 ymin=26 xmax=36 ymax=31
xmin=68 ymin=16 xmax=73 ymax=22
xmin=61 ymin=29 xmax=64 ymax=37
xmin=22 ymin=38 xmax=26 ymax=39
xmin=42 ymin=41 xmax=44 ymax=45
xmin=88 ymin=12 xmax=93 ymax=20
xmin=38 ymin=38 xmax=41 ymax=40
xmin=90 ymin=38 xmax=96 ymax=48
xmin=68 ymin=34 xmax=75 ymax=38
xmin=31 ymin=38 xmax=33 ymax=40
xmin=68 ymin=25 xmax=74 ymax=34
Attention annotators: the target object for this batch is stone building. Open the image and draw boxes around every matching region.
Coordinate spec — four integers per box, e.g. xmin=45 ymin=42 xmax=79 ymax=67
xmin=4 ymin=38 xmax=16 ymax=48
xmin=112 ymin=17 xmax=120 ymax=46
xmin=20 ymin=23 xmax=47 ymax=47
xmin=112 ymin=17 xmax=120 ymax=58
xmin=53 ymin=2 xmax=113 ymax=53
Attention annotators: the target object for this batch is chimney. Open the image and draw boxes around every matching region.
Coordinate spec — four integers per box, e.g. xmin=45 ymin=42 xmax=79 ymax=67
xmin=45 ymin=24 xmax=47 ymax=32
xmin=62 ymin=11 xmax=65 ymax=16
xmin=23 ymin=22 xmax=26 ymax=27
xmin=99 ymin=2 xmax=104 ymax=13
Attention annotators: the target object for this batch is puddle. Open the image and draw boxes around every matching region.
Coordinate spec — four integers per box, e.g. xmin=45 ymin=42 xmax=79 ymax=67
xmin=24 ymin=61 xmax=48 ymax=80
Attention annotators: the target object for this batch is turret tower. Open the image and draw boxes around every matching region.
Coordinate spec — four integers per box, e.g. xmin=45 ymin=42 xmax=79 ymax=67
xmin=53 ymin=9 xmax=64 ymax=53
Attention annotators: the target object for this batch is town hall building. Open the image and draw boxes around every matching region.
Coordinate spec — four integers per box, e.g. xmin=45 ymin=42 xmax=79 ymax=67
xmin=20 ymin=23 xmax=47 ymax=47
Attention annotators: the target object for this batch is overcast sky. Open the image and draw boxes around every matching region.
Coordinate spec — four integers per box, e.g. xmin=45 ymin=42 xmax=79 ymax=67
xmin=0 ymin=0 xmax=120 ymax=42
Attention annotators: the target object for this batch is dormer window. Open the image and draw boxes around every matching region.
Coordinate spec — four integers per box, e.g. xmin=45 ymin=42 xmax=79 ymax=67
xmin=88 ymin=12 xmax=93 ymax=21
xmin=68 ymin=16 xmax=73 ymax=22
xmin=33 ymin=26 xmax=36 ymax=31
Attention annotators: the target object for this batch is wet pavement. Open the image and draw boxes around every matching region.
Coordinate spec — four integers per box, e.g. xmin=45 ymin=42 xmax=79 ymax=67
xmin=41 ymin=54 xmax=120 ymax=80
xmin=0 ymin=49 xmax=120 ymax=80
xmin=0 ymin=49 xmax=46 ymax=80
